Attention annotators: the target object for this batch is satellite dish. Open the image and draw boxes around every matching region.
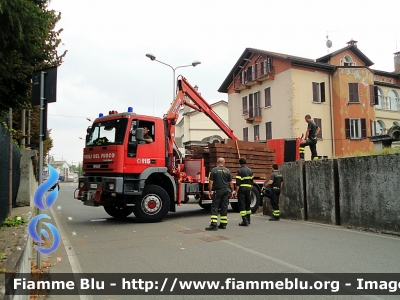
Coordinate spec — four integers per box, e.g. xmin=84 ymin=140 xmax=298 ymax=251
xmin=326 ymin=40 xmax=332 ymax=48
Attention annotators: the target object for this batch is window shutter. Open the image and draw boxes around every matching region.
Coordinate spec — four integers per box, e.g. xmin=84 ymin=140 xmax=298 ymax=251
xmin=264 ymin=87 xmax=271 ymax=107
xmin=374 ymin=86 xmax=379 ymax=105
xmin=361 ymin=118 xmax=367 ymax=138
xmin=345 ymin=119 xmax=350 ymax=139
xmin=249 ymin=94 xmax=253 ymax=118
xmin=369 ymin=85 xmax=377 ymax=105
xmin=242 ymin=96 xmax=248 ymax=114
xmin=314 ymin=118 xmax=322 ymax=139
xmin=243 ymin=128 xmax=248 ymax=141
xmin=266 ymin=122 xmax=272 ymax=140
xmin=312 ymin=82 xmax=318 ymax=102
xmin=320 ymin=82 xmax=326 ymax=103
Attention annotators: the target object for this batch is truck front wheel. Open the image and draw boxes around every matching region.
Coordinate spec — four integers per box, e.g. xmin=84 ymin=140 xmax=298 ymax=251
xmin=104 ymin=205 xmax=132 ymax=218
xmin=133 ymin=185 xmax=170 ymax=222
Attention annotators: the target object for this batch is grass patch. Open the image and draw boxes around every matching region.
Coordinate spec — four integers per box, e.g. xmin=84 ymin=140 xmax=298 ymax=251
xmin=1 ymin=215 xmax=28 ymax=228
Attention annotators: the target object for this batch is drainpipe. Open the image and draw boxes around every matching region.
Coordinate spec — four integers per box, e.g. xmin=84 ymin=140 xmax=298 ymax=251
xmin=329 ymin=70 xmax=335 ymax=158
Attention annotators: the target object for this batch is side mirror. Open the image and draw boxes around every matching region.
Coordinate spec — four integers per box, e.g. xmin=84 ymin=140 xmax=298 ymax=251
xmin=136 ymin=128 xmax=144 ymax=141
xmin=86 ymin=126 xmax=92 ymax=134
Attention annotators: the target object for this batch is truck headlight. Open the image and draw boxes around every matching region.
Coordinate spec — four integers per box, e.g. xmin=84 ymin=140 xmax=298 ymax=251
xmin=108 ymin=183 xmax=115 ymax=190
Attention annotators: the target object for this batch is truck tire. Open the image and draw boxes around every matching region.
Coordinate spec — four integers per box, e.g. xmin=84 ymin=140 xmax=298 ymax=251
xmin=104 ymin=205 xmax=132 ymax=218
xmin=198 ymin=200 xmax=211 ymax=210
xmin=230 ymin=202 xmax=239 ymax=212
xmin=133 ymin=185 xmax=170 ymax=222
xmin=230 ymin=186 xmax=260 ymax=213
xmin=250 ymin=186 xmax=261 ymax=213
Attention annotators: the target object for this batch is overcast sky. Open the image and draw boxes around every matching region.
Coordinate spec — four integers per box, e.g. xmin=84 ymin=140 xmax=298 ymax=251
xmin=47 ymin=0 xmax=399 ymax=165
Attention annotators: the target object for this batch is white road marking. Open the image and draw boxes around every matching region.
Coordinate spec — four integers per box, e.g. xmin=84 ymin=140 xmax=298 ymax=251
xmin=50 ymin=206 xmax=93 ymax=300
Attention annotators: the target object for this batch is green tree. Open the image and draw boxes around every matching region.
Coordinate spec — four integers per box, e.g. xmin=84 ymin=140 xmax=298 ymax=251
xmin=0 ymin=0 xmax=67 ymax=113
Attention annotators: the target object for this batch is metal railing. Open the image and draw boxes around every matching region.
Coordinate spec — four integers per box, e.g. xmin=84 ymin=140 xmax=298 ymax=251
xmin=234 ymin=65 xmax=275 ymax=89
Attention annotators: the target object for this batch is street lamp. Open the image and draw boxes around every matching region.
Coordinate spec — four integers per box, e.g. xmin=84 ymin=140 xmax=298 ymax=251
xmin=145 ymin=53 xmax=201 ymax=101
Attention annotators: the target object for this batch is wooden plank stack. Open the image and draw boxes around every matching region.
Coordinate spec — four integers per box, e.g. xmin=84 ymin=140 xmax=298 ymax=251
xmin=186 ymin=139 xmax=276 ymax=179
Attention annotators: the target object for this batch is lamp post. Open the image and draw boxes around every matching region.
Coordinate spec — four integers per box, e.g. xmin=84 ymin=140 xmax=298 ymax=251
xmin=145 ymin=53 xmax=201 ymax=101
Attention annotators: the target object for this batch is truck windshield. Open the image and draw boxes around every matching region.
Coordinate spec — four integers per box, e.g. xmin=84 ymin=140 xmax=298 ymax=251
xmin=86 ymin=118 xmax=128 ymax=146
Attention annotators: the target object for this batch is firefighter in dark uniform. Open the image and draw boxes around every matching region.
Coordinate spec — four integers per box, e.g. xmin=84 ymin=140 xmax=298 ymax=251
xmin=299 ymin=114 xmax=320 ymax=160
xmin=206 ymin=157 xmax=234 ymax=231
xmin=264 ymin=163 xmax=283 ymax=221
xmin=235 ymin=157 xmax=253 ymax=226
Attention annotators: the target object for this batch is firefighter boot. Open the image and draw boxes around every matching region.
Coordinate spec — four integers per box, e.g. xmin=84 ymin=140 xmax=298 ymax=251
xmin=218 ymin=224 xmax=227 ymax=229
xmin=239 ymin=216 xmax=249 ymax=226
xmin=205 ymin=222 xmax=218 ymax=231
xmin=246 ymin=214 xmax=251 ymax=225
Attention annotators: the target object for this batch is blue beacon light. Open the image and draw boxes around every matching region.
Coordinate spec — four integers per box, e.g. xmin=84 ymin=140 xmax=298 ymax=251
xmin=128 ymin=107 xmax=133 ymax=112
xmin=99 ymin=113 xmax=103 ymax=117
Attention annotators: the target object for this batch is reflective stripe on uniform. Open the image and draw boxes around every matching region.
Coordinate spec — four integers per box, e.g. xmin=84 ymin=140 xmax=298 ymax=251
xmin=211 ymin=215 xmax=218 ymax=223
xmin=272 ymin=210 xmax=280 ymax=217
xmin=246 ymin=210 xmax=251 ymax=215
xmin=220 ymin=216 xmax=228 ymax=224
xmin=240 ymin=210 xmax=247 ymax=217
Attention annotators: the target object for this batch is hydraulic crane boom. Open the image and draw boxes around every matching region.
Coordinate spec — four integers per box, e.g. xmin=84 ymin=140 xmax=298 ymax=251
xmin=165 ymin=76 xmax=238 ymax=170
xmin=165 ymin=75 xmax=238 ymax=138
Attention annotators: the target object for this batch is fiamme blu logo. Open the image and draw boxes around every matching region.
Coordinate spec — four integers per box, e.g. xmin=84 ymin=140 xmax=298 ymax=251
xmin=28 ymin=164 xmax=60 ymax=254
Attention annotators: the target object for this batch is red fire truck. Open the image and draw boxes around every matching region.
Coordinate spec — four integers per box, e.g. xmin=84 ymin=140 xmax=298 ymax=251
xmin=74 ymin=76 xmax=267 ymax=222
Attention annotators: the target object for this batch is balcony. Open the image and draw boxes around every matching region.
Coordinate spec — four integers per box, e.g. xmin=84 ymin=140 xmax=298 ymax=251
xmin=245 ymin=107 xmax=262 ymax=123
xmin=234 ymin=66 xmax=275 ymax=93
xmin=376 ymin=97 xmax=400 ymax=112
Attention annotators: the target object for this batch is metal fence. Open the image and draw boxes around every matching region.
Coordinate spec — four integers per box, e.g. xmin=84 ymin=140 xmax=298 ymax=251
xmin=0 ymin=125 xmax=21 ymax=225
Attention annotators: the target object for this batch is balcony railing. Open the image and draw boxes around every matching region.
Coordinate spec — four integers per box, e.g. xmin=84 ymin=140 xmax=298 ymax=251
xmin=234 ymin=66 xmax=275 ymax=90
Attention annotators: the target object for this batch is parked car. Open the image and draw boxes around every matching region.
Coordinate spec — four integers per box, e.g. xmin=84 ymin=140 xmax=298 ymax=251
xmin=42 ymin=175 xmax=60 ymax=191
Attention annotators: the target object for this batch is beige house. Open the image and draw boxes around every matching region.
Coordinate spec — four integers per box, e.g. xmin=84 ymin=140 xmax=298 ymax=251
xmin=218 ymin=42 xmax=400 ymax=159
xmin=175 ymin=100 xmax=229 ymax=148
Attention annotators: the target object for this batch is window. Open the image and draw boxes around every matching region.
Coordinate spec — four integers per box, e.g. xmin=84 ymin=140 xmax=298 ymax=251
xmin=370 ymin=120 xmax=376 ymax=136
xmin=374 ymin=75 xmax=379 ymax=81
xmin=389 ymin=78 xmax=394 ymax=84
xmin=264 ymin=87 xmax=271 ymax=107
xmin=345 ymin=118 xmax=366 ymax=139
xmin=388 ymin=90 xmax=399 ymax=111
xmin=369 ymin=85 xmax=378 ymax=106
xmin=262 ymin=60 xmax=267 ymax=74
xmin=394 ymin=121 xmax=400 ymax=127
xmin=243 ymin=128 xmax=248 ymax=141
xmin=348 ymin=83 xmax=359 ymax=103
xmin=254 ymin=125 xmax=260 ymax=141
xmin=342 ymin=55 xmax=354 ymax=66
xmin=312 ymin=82 xmax=326 ymax=103
xmin=242 ymin=96 xmax=248 ymax=115
xmin=376 ymin=88 xmax=384 ymax=109
xmin=87 ymin=118 xmax=128 ymax=146
xmin=247 ymin=66 xmax=253 ymax=82
xmin=267 ymin=58 xmax=273 ymax=72
xmin=265 ymin=122 xmax=272 ymax=140
xmin=376 ymin=120 xmax=386 ymax=135
xmin=381 ymin=77 xmax=386 ymax=82
xmin=314 ymin=118 xmax=322 ymax=139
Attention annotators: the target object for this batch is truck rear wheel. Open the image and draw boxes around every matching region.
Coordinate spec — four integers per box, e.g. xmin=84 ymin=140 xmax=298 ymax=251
xmin=230 ymin=186 xmax=260 ymax=213
xmin=104 ymin=205 xmax=132 ymax=218
xmin=198 ymin=200 xmax=211 ymax=210
xmin=133 ymin=185 xmax=170 ymax=222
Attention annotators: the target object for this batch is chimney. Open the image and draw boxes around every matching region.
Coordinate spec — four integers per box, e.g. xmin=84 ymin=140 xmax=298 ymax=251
xmin=394 ymin=51 xmax=400 ymax=73
xmin=347 ymin=39 xmax=358 ymax=47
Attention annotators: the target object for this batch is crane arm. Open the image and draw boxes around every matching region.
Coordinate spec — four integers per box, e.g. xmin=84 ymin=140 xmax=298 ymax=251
xmin=168 ymin=76 xmax=238 ymax=140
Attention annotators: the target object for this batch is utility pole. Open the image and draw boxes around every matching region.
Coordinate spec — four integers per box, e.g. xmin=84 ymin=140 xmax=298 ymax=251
xmin=8 ymin=108 xmax=13 ymax=217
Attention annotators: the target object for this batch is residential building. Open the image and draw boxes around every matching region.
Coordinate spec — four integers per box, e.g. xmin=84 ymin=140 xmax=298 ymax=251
xmin=218 ymin=41 xmax=400 ymax=158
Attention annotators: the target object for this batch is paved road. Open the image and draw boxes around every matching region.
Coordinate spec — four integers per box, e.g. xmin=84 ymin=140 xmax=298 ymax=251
xmin=41 ymin=184 xmax=399 ymax=300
